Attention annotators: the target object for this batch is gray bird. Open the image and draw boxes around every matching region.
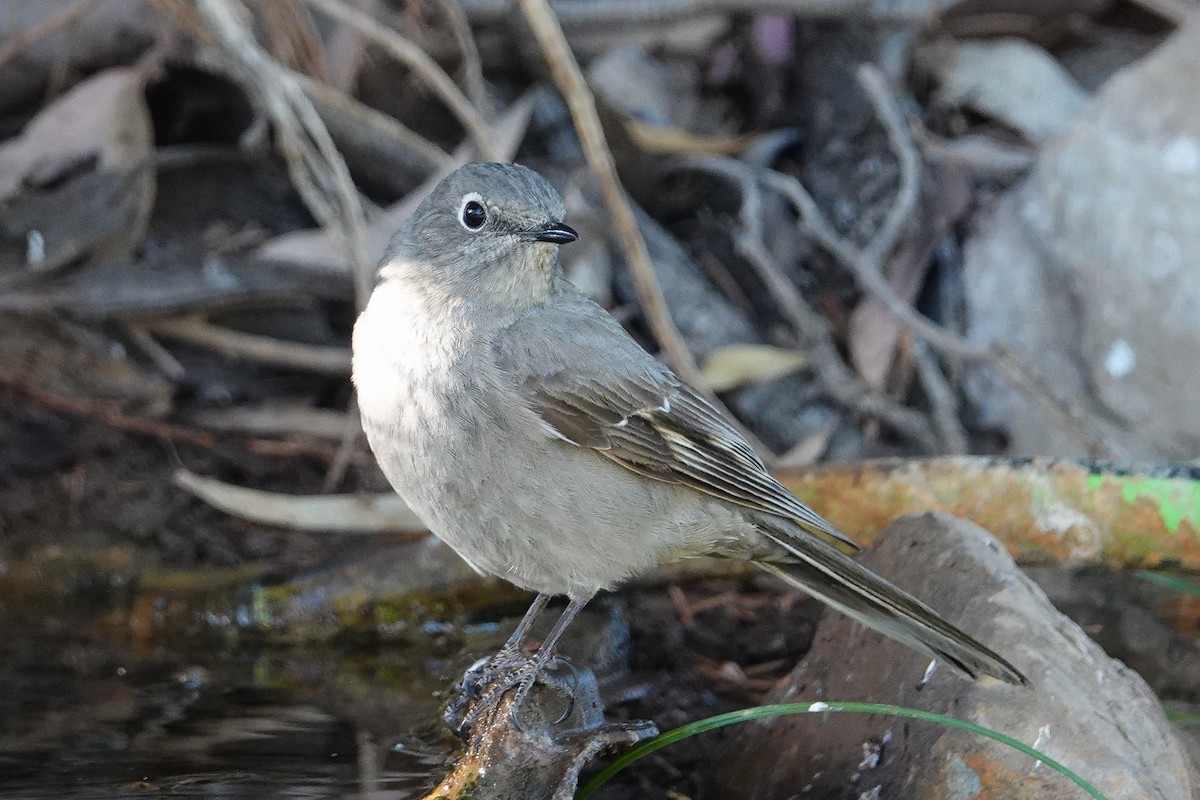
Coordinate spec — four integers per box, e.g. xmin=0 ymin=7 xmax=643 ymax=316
xmin=352 ymin=162 xmax=1027 ymax=724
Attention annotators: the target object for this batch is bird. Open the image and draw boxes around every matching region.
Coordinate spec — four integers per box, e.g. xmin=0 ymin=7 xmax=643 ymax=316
xmin=351 ymin=162 xmax=1027 ymax=727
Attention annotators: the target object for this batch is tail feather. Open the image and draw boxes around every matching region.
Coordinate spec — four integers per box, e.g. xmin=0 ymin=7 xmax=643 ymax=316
xmin=755 ymin=526 xmax=1028 ymax=686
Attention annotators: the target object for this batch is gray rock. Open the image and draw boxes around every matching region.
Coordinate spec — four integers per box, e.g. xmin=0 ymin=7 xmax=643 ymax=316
xmin=709 ymin=513 xmax=1198 ymax=800
xmin=963 ymin=20 xmax=1200 ymax=459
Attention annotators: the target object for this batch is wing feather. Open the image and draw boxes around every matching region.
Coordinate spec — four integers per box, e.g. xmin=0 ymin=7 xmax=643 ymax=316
xmin=519 ymin=371 xmax=857 ymax=550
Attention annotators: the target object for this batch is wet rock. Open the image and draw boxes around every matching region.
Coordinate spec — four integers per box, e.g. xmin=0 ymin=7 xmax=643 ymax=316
xmin=435 ymin=661 xmax=656 ymax=800
xmin=709 ymin=513 xmax=1197 ymax=800
xmin=962 ymin=20 xmax=1200 ymax=459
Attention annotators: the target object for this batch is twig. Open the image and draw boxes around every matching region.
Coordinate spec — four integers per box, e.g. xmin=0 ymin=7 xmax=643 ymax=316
xmin=6 ymin=381 xmax=337 ymax=461
xmin=514 ymin=0 xmax=704 ymax=392
xmin=912 ymin=340 xmax=967 ymax=454
xmin=460 ymin=0 xmax=939 ymax=25
xmin=434 ymin=0 xmax=490 ymax=116
xmin=189 ymin=404 xmax=354 ymax=439
xmin=302 ymin=0 xmax=499 ymax=160
xmin=195 ymin=0 xmax=373 ymax=310
xmin=142 ymin=315 xmax=351 ymax=375
xmin=122 ymin=323 xmax=187 ymax=382
xmin=859 ymin=66 xmax=920 ymax=268
xmin=670 ymin=155 xmax=941 ymax=451
xmin=321 ymin=394 xmax=363 ymax=492
xmin=762 ymin=64 xmax=1118 ymax=458
xmin=0 ymin=0 xmax=101 ymax=69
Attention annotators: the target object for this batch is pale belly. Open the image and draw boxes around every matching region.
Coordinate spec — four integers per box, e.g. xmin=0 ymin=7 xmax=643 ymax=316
xmin=360 ymin=396 xmax=738 ymax=598
xmin=352 ymin=283 xmax=754 ymax=598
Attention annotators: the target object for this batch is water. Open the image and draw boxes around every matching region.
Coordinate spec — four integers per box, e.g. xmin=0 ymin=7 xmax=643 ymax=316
xmin=0 ymin=591 xmax=471 ymax=799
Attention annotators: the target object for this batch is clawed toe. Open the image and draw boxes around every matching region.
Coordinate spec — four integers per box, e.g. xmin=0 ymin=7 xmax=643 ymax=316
xmin=447 ymin=652 xmax=580 ymax=736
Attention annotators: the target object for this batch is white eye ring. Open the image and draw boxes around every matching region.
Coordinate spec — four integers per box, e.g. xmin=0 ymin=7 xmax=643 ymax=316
xmin=459 ymin=192 xmax=487 ymax=230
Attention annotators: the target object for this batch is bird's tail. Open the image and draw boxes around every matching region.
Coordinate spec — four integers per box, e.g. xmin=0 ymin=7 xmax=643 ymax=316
xmin=754 ymin=522 xmax=1028 ymax=686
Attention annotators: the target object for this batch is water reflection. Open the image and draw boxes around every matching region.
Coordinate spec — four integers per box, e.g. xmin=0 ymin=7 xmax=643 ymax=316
xmin=0 ymin=607 xmax=461 ymax=799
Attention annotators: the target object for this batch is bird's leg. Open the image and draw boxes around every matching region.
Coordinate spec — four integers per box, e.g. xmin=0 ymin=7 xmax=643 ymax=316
xmin=452 ymin=596 xmax=589 ymax=734
xmin=487 ymin=592 xmax=551 ymax=673
xmin=454 ymin=593 xmax=550 ymax=711
xmin=506 ymin=596 xmax=588 ymax=729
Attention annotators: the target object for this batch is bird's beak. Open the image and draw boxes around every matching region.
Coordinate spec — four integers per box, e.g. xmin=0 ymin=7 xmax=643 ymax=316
xmin=531 ymin=222 xmax=578 ymax=244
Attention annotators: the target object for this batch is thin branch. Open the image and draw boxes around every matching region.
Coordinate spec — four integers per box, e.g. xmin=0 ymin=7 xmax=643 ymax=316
xmin=302 ymin=0 xmax=499 ymax=160
xmin=321 ymin=395 xmax=363 ymax=492
xmin=0 ymin=0 xmax=101 ymax=69
xmin=175 ymin=468 xmax=426 ymax=532
xmin=189 ymin=404 xmax=354 ymax=439
xmin=7 ymin=380 xmax=337 ymax=461
xmin=859 ymin=65 xmax=920 ymax=268
xmin=434 ymin=0 xmax=490 ymax=116
xmin=763 ymin=63 xmax=1118 ymax=458
xmin=123 ymin=323 xmax=187 ymax=382
xmin=460 ymin=0 xmax=939 ymax=26
xmin=514 ymin=0 xmax=703 ymax=389
xmin=195 ymin=0 xmax=373 ymax=310
xmin=142 ymin=315 xmax=351 ymax=375
xmin=912 ymin=340 xmax=967 ymax=454
xmin=672 ymin=155 xmax=941 ymax=451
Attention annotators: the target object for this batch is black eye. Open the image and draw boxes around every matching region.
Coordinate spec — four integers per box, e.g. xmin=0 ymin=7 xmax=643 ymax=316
xmin=461 ymin=200 xmax=487 ymax=229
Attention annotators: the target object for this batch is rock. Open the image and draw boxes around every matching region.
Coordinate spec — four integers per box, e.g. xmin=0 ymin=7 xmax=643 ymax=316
xmin=709 ymin=514 xmax=1198 ymax=800
xmin=962 ymin=20 xmax=1200 ymax=459
xmin=1026 ymin=566 xmax=1200 ymax=702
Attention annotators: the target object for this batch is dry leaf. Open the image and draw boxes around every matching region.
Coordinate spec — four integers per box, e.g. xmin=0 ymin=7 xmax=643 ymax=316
xmin=926 ymin=38 xmax=1089 ymax=142
xmin=701 ymin=343 xmax=808 ymax=392
xmin=849 ymin=162 xmax=971 ymax=389
xmin=626 ymin=119 xmax=750 ymax=155
xmin=174 ymin=468 xmax=425 ymax=532
xmin=0 ymin=67 xmax=154 ymax=271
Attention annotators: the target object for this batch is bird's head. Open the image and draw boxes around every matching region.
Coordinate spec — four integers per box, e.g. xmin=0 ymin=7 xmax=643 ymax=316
xmin=379 ymin=162 xmax=577 ymax=308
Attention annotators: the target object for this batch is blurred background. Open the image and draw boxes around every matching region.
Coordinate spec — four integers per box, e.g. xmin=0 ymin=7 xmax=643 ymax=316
xmin=1 ymin=0 xmax=1198 ymax=798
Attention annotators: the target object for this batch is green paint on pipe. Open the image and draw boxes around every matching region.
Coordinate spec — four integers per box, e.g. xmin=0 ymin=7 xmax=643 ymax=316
xmin=1085 ymin=472 xmax=1199 ymax=534
xmin=1119 ymin=477 xmax=1199 ymax=533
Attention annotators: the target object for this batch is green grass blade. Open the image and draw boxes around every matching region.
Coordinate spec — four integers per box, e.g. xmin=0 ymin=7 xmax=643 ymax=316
xmin=1166 ymin=708 xmax=1200 ymax=725
xmin=576 ymin=701 xmax=1108 ymax=800
xmin=1136 ymin=569 xmax=1200 ymax=598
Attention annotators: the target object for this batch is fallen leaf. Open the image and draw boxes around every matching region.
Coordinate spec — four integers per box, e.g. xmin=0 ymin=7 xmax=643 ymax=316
xmin=925 ymin=38 xmax=1089 ymax=142
xmin=0 ymin=67 xmax=154 ymax=271
xmin=626 ymin=119 xmax=750 ymax=155
xmin=173 ymin=468 xmax=425 ymax=532
xmin=701 ymin=343 xmax=808 ymax=392
xmin=849 ymin=162 xmax=971 ymax=389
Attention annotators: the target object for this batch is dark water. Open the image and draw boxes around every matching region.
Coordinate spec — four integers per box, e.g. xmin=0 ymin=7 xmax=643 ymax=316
xmin=0 ymin=602 xmax=481 ymax=799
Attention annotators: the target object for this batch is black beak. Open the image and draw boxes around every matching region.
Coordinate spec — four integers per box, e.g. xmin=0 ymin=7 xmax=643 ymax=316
xmin=532 ymin=222 xmax=578 ymax=245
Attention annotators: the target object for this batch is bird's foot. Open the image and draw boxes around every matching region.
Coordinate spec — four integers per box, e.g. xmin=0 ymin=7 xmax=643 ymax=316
xmin=444 ymin=651 xmax=579 ymax=737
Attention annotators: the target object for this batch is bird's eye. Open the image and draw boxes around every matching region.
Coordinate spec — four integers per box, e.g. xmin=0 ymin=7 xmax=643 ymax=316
xmin=461 ymin=199 xmax=487 ymax=230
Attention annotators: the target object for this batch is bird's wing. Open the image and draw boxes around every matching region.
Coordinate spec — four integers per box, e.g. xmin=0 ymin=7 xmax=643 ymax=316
xmin=494 ymin=294 xmax=857 ymax=550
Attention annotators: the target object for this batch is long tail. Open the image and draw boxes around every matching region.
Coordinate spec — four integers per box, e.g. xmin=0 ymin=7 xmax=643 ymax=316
xmin=755 ymin=523 xmax=1028 ymax=686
